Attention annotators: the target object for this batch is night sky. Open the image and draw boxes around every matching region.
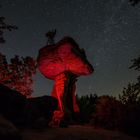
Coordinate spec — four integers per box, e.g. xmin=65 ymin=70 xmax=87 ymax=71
xmin=0 ymin=0 xmax=140 ymax=97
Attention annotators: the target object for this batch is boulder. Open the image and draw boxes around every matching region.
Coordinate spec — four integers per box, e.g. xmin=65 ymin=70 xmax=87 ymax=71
xmin=0 ymin=84 xmax=58 ymax=127
xmin=24 ymin=96 xmax=58 ymax=127
xmin=0 ymin=84 xmax=27 ymax=125
xmin=0 ymin=115 xmax=21 ymax=140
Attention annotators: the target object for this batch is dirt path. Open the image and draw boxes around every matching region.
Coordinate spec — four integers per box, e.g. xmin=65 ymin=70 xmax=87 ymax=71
xmin=22 ymin=125 xmax=139 ymax=140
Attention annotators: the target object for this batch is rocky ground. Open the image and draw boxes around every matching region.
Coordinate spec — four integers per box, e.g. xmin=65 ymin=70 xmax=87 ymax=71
xmin=0 ymin=84 xmax=139 ymax=140
xmin=21 ymin=125 xmax=139 ymax=140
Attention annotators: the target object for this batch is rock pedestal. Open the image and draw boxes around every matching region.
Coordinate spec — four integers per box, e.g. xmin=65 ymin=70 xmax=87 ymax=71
xmin=51 ymin=72 xmax=80 ymax=123
xmin=37 ymin=37 xmax=93 ymax=124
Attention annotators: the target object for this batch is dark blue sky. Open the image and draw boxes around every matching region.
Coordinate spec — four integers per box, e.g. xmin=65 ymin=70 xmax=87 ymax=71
xmin=0 ymin=0 xmax=140 ymax=97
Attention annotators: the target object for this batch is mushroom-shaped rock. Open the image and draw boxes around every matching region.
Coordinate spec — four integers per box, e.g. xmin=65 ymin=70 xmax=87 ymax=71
xmin=37 ymin=37 xmax=93 ymax=124
xmin=38 ymin=37 xmax=93 ymax=79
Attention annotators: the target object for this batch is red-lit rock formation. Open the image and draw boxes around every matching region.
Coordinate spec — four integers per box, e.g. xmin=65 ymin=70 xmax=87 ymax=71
xmin=37 ymin=37 xmax=93 ymax=125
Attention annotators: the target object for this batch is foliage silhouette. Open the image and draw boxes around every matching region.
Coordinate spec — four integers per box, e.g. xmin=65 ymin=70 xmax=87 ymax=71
xmin=129 ymin=0 xmax=140 ymax=6
xmin=119 ymin=83 xmax=139 ymax=105
xmin=46 ymin=29 xmax=57 ymax=45
xmin=76 ymin=94 xmax=98 ymax=123
xmin=0 ymin=53 xmax=37 ymax=97
xmin=77 ymin=55 xmax=140 ymax=137
xmin=118 ymin=55 xmax=140 ymax=137
xmin=119 ymin=55 xmax=140 ymax=105
xmin=130 ymin=56 xmax=140 ymax=94
xmin=0 ymin=5 xmax=17 ymax=44
xmin=91 ymin=95 xmax=124 ymax=129
xmin=0 ymin=17 xmax=17 ymax=44
xmin=130 ymin=56 xmax=140 ymax=71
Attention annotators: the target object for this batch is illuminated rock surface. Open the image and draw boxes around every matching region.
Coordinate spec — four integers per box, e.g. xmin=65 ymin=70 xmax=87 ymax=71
xmin=38 ymin=37 xmax=93 ymax=124
xmin=38 ymin=37 xmax=93 ymax=79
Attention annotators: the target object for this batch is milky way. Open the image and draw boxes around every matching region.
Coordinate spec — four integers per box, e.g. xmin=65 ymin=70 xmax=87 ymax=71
xmin=0 ymin=0 xmax=140 ymax=97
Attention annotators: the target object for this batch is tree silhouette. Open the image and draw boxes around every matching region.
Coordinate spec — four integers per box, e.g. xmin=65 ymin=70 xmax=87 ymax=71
xmin=118 ymin=56 xmax=140 ymax=137
xmin=129 ymin=0 xmax=140 ymax=6
xmin=119 ymin=56 xmax=140 ymax=104
xmin=76 ymin=94 xmax=98 ymax=123
xmin=0 ymin=5 xmax=17 ymax=44
xmin=91 ymin=95 xmax=124 ymax=129
xmin=130 ymin=56 xmax=140 ymax=99
xmin=130 ymin=56 xmax=140 ymax=71
xmin=119 ymin=83 xmax=139 ymax=105
xmin=0 ymin=53 xmax=37 ymax=97
xmin=0 ymin=5 xmax=36 ymax=96
xmin=45 ymin=29 xmax=56 ymax=45
xmin=0 ymin=17 xmax=17 ymax=44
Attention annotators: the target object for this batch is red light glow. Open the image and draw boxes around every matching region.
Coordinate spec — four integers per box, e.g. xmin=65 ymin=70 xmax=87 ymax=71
xmin=37 ymin=37 xmax=93 ymax=123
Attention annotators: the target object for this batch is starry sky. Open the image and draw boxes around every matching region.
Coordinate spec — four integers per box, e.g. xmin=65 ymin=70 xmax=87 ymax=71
xmin=0 ymin=0 xmax=140 ymax=97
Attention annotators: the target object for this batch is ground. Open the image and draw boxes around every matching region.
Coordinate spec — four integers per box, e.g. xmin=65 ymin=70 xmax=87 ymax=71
xmin=22 ymin=125 xmax=139 ymax=140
